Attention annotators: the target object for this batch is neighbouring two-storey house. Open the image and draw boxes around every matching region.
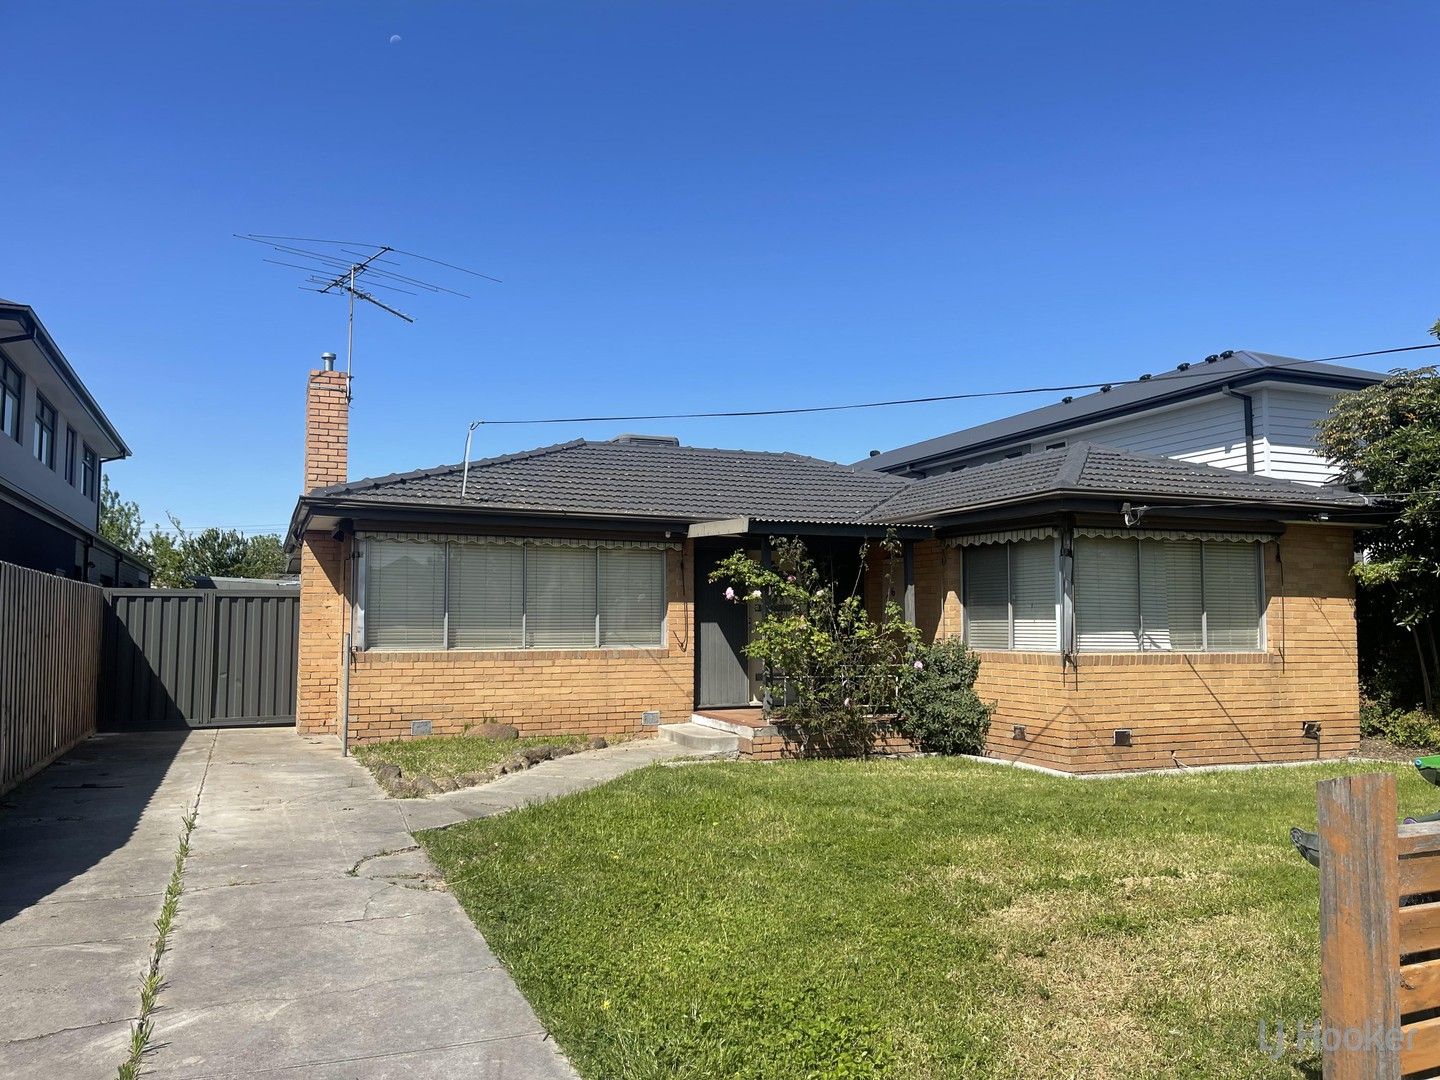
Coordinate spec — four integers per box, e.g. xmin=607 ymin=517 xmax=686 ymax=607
xmin=288 ymin=346 xmax=1390 ymax=775
xmin=857 ymin=350 xmax=1381 ymax=485
xmin=0 ymin=300 xmax=148 ymax=586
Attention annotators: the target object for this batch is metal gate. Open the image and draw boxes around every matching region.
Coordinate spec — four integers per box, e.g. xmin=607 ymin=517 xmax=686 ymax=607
xmin=100 ymin=588 xmax=299 ymax=729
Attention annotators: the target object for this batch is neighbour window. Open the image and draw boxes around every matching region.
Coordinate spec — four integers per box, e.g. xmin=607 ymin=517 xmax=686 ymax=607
xmin=81 ymin=445 xmax=98 ymax=500
xmin=962 ymin=539 xmax=1058 ymax=650
xmin=363 ymin=538 xmax=666 ymax=651
xmin=0 ymin=357 xmax=20 ymax=441
xmin=1074 ymin=537 xmax=1262 ymax=652
xmin=33 ymin=395 xmax=56 ymax=468
xmin=64 ymin=426 xmax=77 ymax=485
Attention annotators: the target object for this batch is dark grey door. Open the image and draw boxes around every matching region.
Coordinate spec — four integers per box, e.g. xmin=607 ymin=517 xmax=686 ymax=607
xmin=695 ymin=547 xmax=751 ymax=708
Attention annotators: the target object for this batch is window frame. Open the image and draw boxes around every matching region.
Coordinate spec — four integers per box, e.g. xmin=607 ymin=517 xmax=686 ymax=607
xmin=63 ymin=425 xmax=78 ymax=485
xmin=961 ymin=538 xmax=1061 ymax=652
xmin=81 ymin=444 xmax=98 ymax=500
xmin=358 ymin=538 xmax=668 ymax=653
xmin=1073 ymin=536 xmax=1265 ymax=654
xmin=0 ymin=356 xmax=21 ymax=442
xmin=33 ymin=393 xmax=56 ymax=469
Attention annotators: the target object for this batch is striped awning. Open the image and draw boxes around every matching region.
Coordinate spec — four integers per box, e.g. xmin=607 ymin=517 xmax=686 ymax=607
xmin=357 ymin=532 xmax=680 ymax=550
xmin=948 ymin=527 xmax=1058 ymax=547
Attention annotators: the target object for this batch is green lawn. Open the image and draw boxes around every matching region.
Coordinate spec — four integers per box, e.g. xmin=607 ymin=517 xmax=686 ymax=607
xmin=354 ymin=732 xmax=584 ymax=790
xmin=419 ymin=758 xmax=1429 ymax=1080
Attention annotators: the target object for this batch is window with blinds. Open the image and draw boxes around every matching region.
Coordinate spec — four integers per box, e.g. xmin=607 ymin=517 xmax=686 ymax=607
xmin=962 ymin=539 xmax=1058 ymax=651
xmin=525 ymin=546 xmax=598 ymax=648
xmin=362 ymin=539 xmax=666 ymax=652
xmin=447 ymin=543 xmax=523 ymax=648
xmin=1074 ymin=536 xmax=1261 ymax=653
xmin=599 ymin=548 xmax=666 ymax=647
xmin=365 ymin=541 xmax=446 ymax=649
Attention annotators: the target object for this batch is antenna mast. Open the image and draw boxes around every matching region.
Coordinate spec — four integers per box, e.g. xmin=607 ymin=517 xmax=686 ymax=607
xmin=236 ymin=233 xmax=500 ymax=390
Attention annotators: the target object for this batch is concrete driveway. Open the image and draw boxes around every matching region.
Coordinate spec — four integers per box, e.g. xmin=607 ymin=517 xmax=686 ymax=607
xmin=0 ymin=728 xmax=581 ymax=1079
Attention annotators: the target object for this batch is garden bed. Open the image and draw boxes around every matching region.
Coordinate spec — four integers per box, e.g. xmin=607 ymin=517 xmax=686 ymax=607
xmin=354 ymin=728 xmax=604 ymax=797
xmin=420 ymin=756 xmax=1433 ymax=1079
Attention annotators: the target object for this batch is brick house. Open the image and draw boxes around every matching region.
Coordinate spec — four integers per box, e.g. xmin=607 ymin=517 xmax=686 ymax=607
xmin=288 ymin=362 xmax=1384 ymax=774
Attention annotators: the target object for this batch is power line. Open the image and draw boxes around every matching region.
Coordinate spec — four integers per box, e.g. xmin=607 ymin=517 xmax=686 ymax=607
xmin=472 ymin=342 xmax=1440 ymax=427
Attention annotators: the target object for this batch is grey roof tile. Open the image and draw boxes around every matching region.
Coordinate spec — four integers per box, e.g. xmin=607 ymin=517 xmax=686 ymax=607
xmin=870 ymin=442 xmax=1371 ymax=520
xmin=311 ymin=438 xmax=912 ymax=523
xmin=305 ymin=437 xmax=1370 ymax=530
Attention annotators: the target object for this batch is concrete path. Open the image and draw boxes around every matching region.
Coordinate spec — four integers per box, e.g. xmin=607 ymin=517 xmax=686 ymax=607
xmin=0 ymin=728 xmax=694 ymax=1079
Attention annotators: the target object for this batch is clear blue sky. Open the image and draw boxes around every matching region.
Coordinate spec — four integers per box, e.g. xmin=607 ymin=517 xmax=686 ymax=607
xmin=3 ymin=2 xmax=1436 ymax=536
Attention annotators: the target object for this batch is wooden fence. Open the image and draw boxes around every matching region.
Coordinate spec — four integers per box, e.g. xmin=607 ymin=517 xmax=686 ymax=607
xmin=1317 ymin=772 xmax=1440 ymax=1078
xmin=0 ymin=560 xmax=104 ymax=794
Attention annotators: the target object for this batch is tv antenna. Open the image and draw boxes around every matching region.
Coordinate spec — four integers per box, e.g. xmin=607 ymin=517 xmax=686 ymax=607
xmin=236 ymin=233 xmax=501 ymax=386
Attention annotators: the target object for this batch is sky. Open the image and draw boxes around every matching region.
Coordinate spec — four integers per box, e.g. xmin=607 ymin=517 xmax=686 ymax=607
xmin=2 ymin=1 xmax=1437 ymax=537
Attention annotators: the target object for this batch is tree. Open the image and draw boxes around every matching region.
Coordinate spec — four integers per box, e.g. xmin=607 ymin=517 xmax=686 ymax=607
xmin=145 ymin=514 xmax=289 ymax=588
xmin=99 ymin=476 xmax=147 ymax=555
xmin=1317 ymin=361 xmax=1440 ymax=711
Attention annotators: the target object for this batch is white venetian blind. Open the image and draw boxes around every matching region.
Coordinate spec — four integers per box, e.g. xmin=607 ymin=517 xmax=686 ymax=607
xmin=963 ymin=544 xmax=1011 ymax=650
xmin=1010 ymin=539 xmax=1058 ymax=650
xmin=1203 ymin=541 xmax=1262 ymax=650
xmin=1075 ymin=537 xmax=1141 ymax=652
xmin=1138 ymin=539 xmax=1203 ymax=652
xmin=525 ymin=546 xmax=598 ymax=648
xmin=447 ymin=543 xmax=524 ymax=649
xmin=365 ymin=540 xmax=445 ymax=649
xmin=598 ymin=548 xmax=665 ymax=647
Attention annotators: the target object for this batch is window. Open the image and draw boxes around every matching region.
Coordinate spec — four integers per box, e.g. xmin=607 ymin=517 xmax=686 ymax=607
xmin=365 ymin=541 xmax=446 ymax=649
xmin=363 ymin=538 xmax=666 ymax=651
xmin=447 ymin=543 xmax=523 ymax=648
xmin=962 ymin=538 xmax=1059 ymax=650
xmin=1074 ymin=537 xmax=1261 ymax=652
xmin=33 ymin=395 xmax=56 ymax=468
xmin=0 ymin=357 xmax=20 ymax=441
xmin=81 ymin=445 xmax=98 ymax=500
xmin=64 ymin=426 xmax=77 ymax=485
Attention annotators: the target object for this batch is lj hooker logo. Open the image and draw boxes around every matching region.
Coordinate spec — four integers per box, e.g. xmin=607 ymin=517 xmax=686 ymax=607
xmin=1258 ymin=1018 xmax=1413 ymax=1059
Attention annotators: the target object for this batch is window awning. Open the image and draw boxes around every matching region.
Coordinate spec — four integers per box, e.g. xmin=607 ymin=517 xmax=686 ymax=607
xmin=1074 ymin=526 xmax=1279 ymax=543
xmin=357 ymin=531 xmax=679 ymax=550
xmin=949 ymin=527 xmax=1058 ymax=547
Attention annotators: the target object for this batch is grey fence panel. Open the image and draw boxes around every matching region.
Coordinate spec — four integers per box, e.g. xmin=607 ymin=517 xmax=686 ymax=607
xmin=0 ymin=561 xmax=104 ymax=794
xmin=101 ymin=589 xmax=298 ymax=729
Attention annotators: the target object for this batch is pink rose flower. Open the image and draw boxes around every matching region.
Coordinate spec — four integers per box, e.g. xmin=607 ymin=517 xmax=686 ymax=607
xmin=724 ymin=586 xmax=736 ymax=601
xmin=914 ymin=660 xmax=925 ymax=671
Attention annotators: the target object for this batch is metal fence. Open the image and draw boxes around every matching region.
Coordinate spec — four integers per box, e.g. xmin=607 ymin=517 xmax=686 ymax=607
xmin=101 ymin=588 xmax=299 ymax=729
xmin=0 ymin=560 xmax=104 ymax=794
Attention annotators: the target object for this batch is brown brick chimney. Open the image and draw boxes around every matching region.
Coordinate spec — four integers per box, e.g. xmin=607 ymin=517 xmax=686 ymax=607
xmin=304 ymin=361 xmax=349 ymax=492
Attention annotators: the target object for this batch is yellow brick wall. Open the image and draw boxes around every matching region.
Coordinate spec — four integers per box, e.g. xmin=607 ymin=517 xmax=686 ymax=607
xmin=296 ymin=531 xmax=350 ymax=736
xmin=946 ymin=524 xmax=1360 ymax=773
xmin=297 ymin=540 xmax=696 ymax=745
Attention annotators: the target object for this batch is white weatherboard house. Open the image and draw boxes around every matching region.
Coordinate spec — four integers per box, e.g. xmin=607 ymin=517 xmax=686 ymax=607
xmin=858 ymin=350 xmax=1382 ymax=486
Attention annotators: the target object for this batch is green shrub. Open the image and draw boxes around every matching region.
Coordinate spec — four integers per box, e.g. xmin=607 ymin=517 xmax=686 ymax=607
xmin=895 ymin=637 xmax=994 ymax=755
xmin=1359 ymin=697 xmax=1440 ymax=749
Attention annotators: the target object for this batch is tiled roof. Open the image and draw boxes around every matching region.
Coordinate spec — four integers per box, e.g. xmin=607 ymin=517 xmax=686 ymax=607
xmin=870 ymin=442 xmax=1371 ymax=520
xmin=310 ymin=439 xmax=912 ymax=523
xmin=304 ymin=437 xmax=1371 ymax=529
xmin=858 ymin=350 xmax=1383 ymax=472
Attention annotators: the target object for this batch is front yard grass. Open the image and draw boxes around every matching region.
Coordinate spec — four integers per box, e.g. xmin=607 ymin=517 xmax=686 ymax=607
xmin=419 ymin=757 xmax=1432 ymax=1080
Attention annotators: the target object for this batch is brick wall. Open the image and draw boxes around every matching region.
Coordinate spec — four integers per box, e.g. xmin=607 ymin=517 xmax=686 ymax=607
xmin=296 ymin=531 xmax=350 ymax=735
xmin=298 ymin=540 xmax=697 ymax=745
xmin=943 ymin=524 xmax=1360 ymax=773
xmin=304 ymin=368 xmax=349 ymax=492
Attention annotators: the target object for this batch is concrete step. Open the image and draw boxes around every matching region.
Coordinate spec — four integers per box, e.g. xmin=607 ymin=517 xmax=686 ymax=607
xmin=657 ymin=722 xmax=740 ymax=754
xmin=690 ymin=712 xmax=777 ymax=739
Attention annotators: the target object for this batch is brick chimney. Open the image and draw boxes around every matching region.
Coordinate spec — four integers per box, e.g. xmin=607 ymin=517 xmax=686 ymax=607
xmin=304 ymin=355 xmax=349 ymax=491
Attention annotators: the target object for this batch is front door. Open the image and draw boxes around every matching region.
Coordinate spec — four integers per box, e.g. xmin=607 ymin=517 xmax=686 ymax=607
xmin=695 ymin=546 xmax=751 ymax=708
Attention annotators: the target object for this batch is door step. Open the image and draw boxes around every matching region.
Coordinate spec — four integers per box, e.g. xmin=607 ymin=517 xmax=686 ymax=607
xmin=657 ymin=722 xmax=740 ymax=754
xmin=690 ymin=712 xmax=777 ymax=738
